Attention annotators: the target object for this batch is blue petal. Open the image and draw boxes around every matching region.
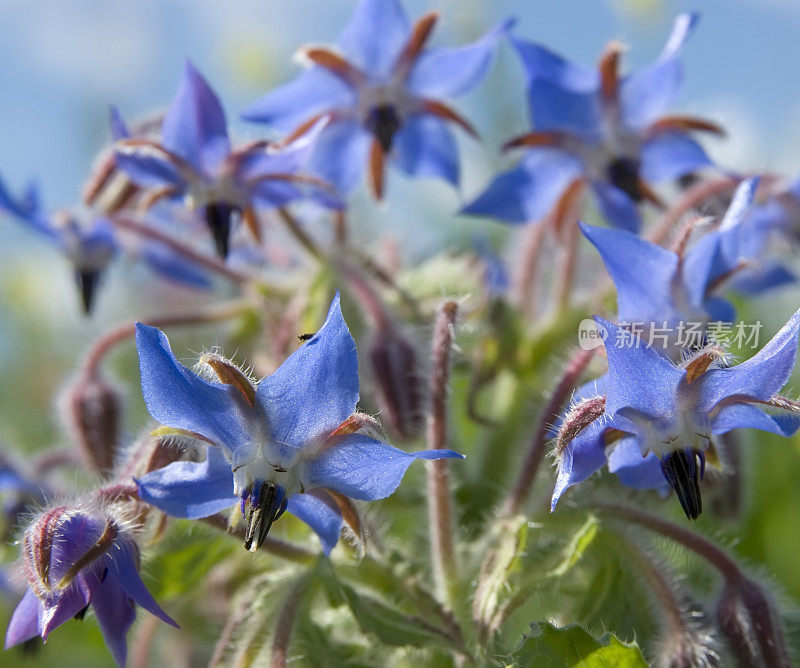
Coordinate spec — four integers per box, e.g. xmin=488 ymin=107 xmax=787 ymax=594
xmin=300 ymin=434 xmax=462 ymax=501
xmin=697 ymin=308 xmax=800 ymax=412
xmin=392 ymin=114 xmax=459 ymax=186
xmin=730 ymin=263 xmax=796 ymax=295
xmin=510 ymin=36 xmax=597 ymax=91
xmin=526 ymin=78 xmax=602 ymax=138
xmin=40 ymin=572 xmax=98 ymax=640
xmin=719 ymin=177 xmax=759 ymax=231
xmin=90 ymin=578 xmax=135 ymax=667
xmin=461 ymin=150 xmax=583 ymax=223
xmin=109 ymin=106 xmax=130 ymax=141
xmin=256 ymin=294 xmax=359 ymax=451
xmin=619 ymin=13 xmax=699 ymax=130
xmin=286 ymin=492 xmax=343 ymax=555
xmin=337 ymin=0 xmax=410 ymax=76
xmin=0 ymin=174 xmax=57 ymax=241
xmin=711 ymin=403 xmax=800 ymax=437
xmin=309 ymin=120 xmax=371 ymax=195
xmin=639 ymin=133 xmax=712 ymax=183
xmin=580 ymin=223 xmax=677 ymax=324
xmin=551 ymin=419 xmax=608 ymax=510
xmin=108 ymin=541 xmax=179 ymax=628
xmin=596 ymin=317 xmax=685 ymax=419
xmin=135 ymin=323 xmax=252 ymax=453
xmin=135 ymin=448 xmax=237 ymax=519
xmin=113 ymin=151 xmax=185 ymax=190
xmin=240 ymin=68 xmax=354 ymax=132
xmin=162 ymin=61 xmax=230 ymax=175
xmin=5 ymin=590 xmax=42 ymax=648
xmin=607 ymin=437 xmax=669 ymax=490
xmin=407 ymin=18 xmax=513 ymax=98
xmin=591 ymin=181 xmax=641 ymax=232
xmin=682 ymin=231 xmax=726 ymax=308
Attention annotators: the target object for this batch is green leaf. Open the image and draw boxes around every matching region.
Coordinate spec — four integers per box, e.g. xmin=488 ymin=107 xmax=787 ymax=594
xmin=507 ymin=622 xmax=647 ymax=668
xmin=550 ymin=514 xmax=600 ymax=578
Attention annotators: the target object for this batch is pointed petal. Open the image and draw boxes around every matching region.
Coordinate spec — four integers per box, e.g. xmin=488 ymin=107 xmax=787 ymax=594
xmin=552 ymin=419 xmax=608 ymax=510
xmin=5 ymin=590 xmax=42 ymax=648
xmin=719 ymin=177 xmax=759 ymax=231
xmin=113 ymin=149 xmax=185 ymax=190
xmin=526 ymin=78 xmax=603 ymax=138
xmin=596 ymin=317 xmax=685 ymax=418
xmin=392 ymin=114 xmax=459 ymax=185
xmin=162 ymin=61 xmax=230 ymax=175
xmin=580 ymin=223 xmax=677 ymax=323
xmin=90 ymin=579 xmax=135 ymax=666
xmin=591 ymin=181 xmax=642 ymax=232
xmin=607 ymin=437 xmax=669 ymax=490
xmin=683 ymin=231 xmax=726 ymax=307
xmin=510 ymin=36 xmax=598 ymax=90
xmin=698 ymin=309 xmax=800 ymax=412
xmin=639 ymin=132 xmax=712 ymax=183
xmin=135 ymin=448 xmax=236 ymax=519
xmin=309 ymin=120 xmax=371 ymax=195
xmin=138 ymin=242 xmax=213 ymax=289
xmin=256 ymin=294 xmax=359 ymax=450
xmin=730 ymin=263 xmax=796 ymax=295
xmin=461 ymin=150 xmax=583 ymax=223
xmin=337 ymin=0 xmax=410 ymax=75
xmin=300 ymin=434 xmax=462 ymax=501
xmin=108 ymin=542 xmax=178 ymax=628
xmin=407 ymin=18 xmax=513 ymax=98
xmin=620 ymin=13 xmax=699 ymax=129
xmin=711 ymin=403 xmax=800 ymax=437
xmin=109 ymin=106 xmax=130 ymax=141
xmin=40 ymin=573 xmax=98 ymax=640
xmin=286 ymin=492 xmax=343 ymax=555
xmin=135 ymin=323 xmax=252 ymax=454
xmin=240 ymin=69 xmax=354 ymax=132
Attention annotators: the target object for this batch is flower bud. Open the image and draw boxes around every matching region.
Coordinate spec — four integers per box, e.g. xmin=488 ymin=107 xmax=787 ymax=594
xmin=62 ymin=373 xmax=121 ymax=473
xmin=368 ymin=328 xmax=424 ymax=439
xmin=716 ymin=577 xmax=790 ymax=667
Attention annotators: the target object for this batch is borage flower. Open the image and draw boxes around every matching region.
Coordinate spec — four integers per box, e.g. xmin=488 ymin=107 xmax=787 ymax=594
xmin=464 ymin=13 xmax=719 ymax=231
xmin=5 ymin=506 xmax=177 ymax=666
xmin=134 ymin=294 xmax=462 ymax=554
xmin=115 ymin=61 xmax=340 ymax=259
xmin=241 ymin=0 xmax=511 ymax=198
xmin=552 ymin=310 xmax=800 ymax=519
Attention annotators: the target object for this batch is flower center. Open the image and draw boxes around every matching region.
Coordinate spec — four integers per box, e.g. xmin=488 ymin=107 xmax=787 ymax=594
xmin=606 ymin=156 xmax=642 ymax=201
xmin=660 ymin=448 xmax=706 ymax=519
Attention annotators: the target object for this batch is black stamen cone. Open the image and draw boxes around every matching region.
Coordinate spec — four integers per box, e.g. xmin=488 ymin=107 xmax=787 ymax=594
xmin=75 ymin=269 xmax=101 ymax=315
xmin=365 ymin=104 xmax=401 ymax=153
xmin=243 ymin=483 xmax=287 ymax=551
xmin=606 ymin=156 xmax=643 ymax=202
xmin=661 ymin=449 xmax=704 ymax=520
xmin=204 ymin=202 xmax=238 ymax=260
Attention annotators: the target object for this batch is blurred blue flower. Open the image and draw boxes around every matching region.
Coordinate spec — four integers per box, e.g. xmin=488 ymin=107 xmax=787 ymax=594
xmin=241 ymin=0 xmax=511 ymax=198
xmin=5 ymin=507 xmax=177 ymax=666
xmin=464 ymin=13 xmax=719 ymax=231
xmin=553 ymin=310 xmax=800 ymax=519
xmin=115 ymin=61 xmax=340 ymax=259
xmin=134 ymin=294 xmax=462 ymax=554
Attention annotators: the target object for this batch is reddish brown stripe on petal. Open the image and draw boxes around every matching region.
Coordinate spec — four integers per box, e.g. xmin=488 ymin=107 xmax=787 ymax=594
xmin=82 ymin=154 xmax=117 ymax=206
xmin=598 ymin=40 xmax=624 ymax=104
xmin=551 ymin=178 xmax=586 ymax=236
xmin=419 ymin=99 xmax=480 ymax=139
xmin=395 ymin=11 xmax=439 ymax=78
xmin=368 ymin=139 xmax=386 ymax=201
xmin=57 ymin=519 xmax=118 ymax=589
xmin=299 ymin=47 xmax=367 ymax=87
xmin=202 ymin=355 xmax=256 ymax=406
xmin=501 ymin=131 xmax=563 ymax=152
xmin=648 ymin=115 xmax=727 ymax=138
xmin=242 ymin=207 xmax=262 ymax=243
xmin=276 ymin=113 xmax=333 ymax=148
xmin=136 ymin=185 xmax=179 ymax=213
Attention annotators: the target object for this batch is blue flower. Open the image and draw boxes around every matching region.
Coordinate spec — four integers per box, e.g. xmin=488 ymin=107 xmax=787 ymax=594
xmin=133 ymin=294 xmax=462 ymax=554
xmin=5 ymin=506 xmax=177 ymax=666
xmin=463 ymin=13 xmax=718 ymax=231
xmin=241 ymin=0 xmax=511 ymax=198
xmin=114 ymin=61 xmax=340 ymax=259
xmin=552 ymin=309 xmax=800 ymax=519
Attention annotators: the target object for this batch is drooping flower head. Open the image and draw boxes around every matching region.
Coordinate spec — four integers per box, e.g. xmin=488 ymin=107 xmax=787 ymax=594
xmin=5 ymin=505 xmax=177 ymax=666
xmin=134 ymin=294 xmax=462 ymax=554
xmin=115 ymin=61 xmax=340 ymax=259
xmin=552 ymin=310 xmax=800 ymax=519
xmin=241 ymin=0 xmax=512 ymax=198
xmin=464 ymin=13 xmax=718 ymax=231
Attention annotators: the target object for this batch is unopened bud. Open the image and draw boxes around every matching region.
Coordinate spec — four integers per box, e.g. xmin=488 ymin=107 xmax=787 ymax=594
xmin=556 ymin=396 xmax=606 ymax=456
xmin=62 ymin=373 xmax=121 ymax=473
xmin=716 ymin=577 xmax=790 ymax=667
xmin=368 ymin=329 xmax=424 ymax=439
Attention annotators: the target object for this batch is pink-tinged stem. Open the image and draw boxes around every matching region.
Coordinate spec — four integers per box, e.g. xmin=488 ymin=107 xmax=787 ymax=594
xmin=647 ymin=176 xmax=738 ymax=247
xmin=552 ymin=215 xmax=580 ymax=316
xmin=111 ymin=215 xmax=253 ymax=284
xmin=501 ymin=347 xmax=596 ymax=517
xmin=274 ymin=207 xmax=324 ymax=260
xmin=427 ymin=301 xmax=459 ymax=605
xmin=511 ymin=220 xmax=547 ymax=319
xmin=81 ymin=301 xmax=249 ymax=379
xmin=270 ymin=575 xmax=310 ymax=668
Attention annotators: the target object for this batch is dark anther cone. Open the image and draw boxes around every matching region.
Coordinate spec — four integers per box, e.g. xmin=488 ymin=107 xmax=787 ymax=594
xmin=204 ymin=201 xmax=238 ymax=260
xmin=366 ymin=104 xmax=402 ymax=153
xmin=75 ymin=269 xmax=101 ymax=315
xmin=661 ymin=448 xmax=705 ymax=520
xmin=606 ymin=156 xmax=643 ymax=202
